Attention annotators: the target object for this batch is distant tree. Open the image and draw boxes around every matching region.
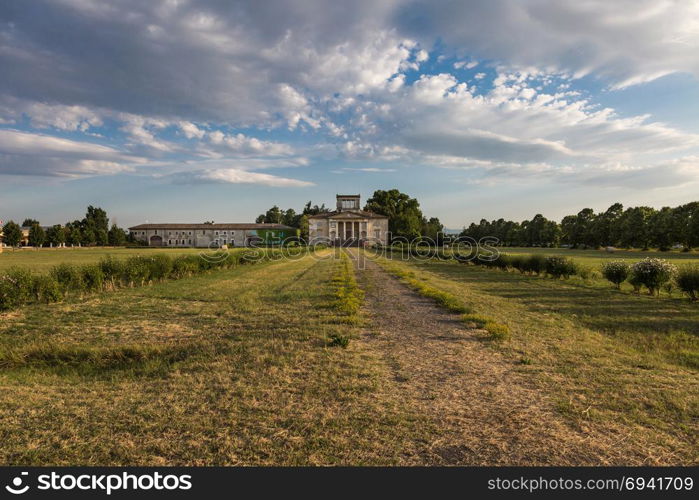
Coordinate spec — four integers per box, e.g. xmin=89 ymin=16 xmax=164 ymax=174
xmin=282 ymin=208 xmax=297 ymax=227
xmin=82 ymin=227 xmax=96 ymax=246
xmin=2 ymin=221 xmax=23 ymax=248
xmin=618 ymin=206 xmax=655 ymax=249
xmin=96 ymin=228 xmax=108 ymax=246
xmin=108 ymin=224 xmax=126 ymax=246
xmin=84 ymin=206 xmax=109 ymax=233
xmin=298 ymin=214 xmax=310 ymax=241
xmin=364 ymin=189 xmax=423 ymax=240
xmin=28 ymin=224 xmax=46 ymax=247
xmin=46 ymin=225 xmax=66 ymax=247
xmin=22 ymin=218 xmax=39 ymax=227
xmin=302 ymin=201 xmax=330 ymax=216
xmin=421 ymin=217 xmax=444 ymax=244
xmin=257 ymin=205 xmax=283 ymax=224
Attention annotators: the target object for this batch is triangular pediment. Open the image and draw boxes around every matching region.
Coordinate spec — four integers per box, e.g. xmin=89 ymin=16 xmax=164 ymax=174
xmin=328 ymin=211 xmax=366 ymax=219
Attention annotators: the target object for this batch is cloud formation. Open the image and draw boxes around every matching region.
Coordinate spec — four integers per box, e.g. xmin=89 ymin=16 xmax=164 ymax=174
xmin=0 ymin=0 xmax=697 ymax=190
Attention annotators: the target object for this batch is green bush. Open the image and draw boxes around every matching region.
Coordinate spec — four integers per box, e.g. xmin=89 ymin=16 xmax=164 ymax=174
xmin=31 ymin=275 xmax=63 ymax=303
xmin=123 ymin=256 xmax=152 ymax=286
xmin=149 ymin=254 xmax=173 ymax=280
xmin=545 ymin=256 xmax=577 ymax=278
xmin=81 ymin=265 xmax=104 ymax=291
xmin=99 ymin=256 xmax=126 ymax=288
xmin=0 ymin=268 xmax=33 ymax=310
xmin=601 ymin=260 xmax=630 ymax=289
xmin=676 ymin=265 xmax=699 ymax=301
xmin=508 ymin=255 xmax=527 ymax=272
xmin=328 ymin=333 xmax=350 ymax=348
xmin=170 ymin=255 xmax=199 ymax=278
xmin=50 ymin=263 xmax=84 ymax=292
xmin=630 ymin=258 xmax=678 ymax=296
xmin=523 ymin=254 xmax=547 ymax=274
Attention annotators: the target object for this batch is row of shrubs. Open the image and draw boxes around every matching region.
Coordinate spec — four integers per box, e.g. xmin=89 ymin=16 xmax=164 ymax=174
xmin=602 ymin=258 xmax=699 ymax=299
xmin=471 ymin=253 xmax=582 ymax=279
xmin=0 ymin=249 xmax=289 ymax=311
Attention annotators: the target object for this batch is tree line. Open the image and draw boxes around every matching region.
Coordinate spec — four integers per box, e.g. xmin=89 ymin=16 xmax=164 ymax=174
xmin=1 ymin=206 xmax=128 ymax=248
xmin=460 ymin=201 xmax=699 ymax=250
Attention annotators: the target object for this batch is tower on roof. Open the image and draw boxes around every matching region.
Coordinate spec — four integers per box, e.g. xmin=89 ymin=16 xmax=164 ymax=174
xmin=336 ymin=194 xmax=360 ymax=212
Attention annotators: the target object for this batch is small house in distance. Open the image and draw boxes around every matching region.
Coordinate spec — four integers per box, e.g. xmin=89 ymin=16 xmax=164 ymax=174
xmin=128 ymin=223 xmax=297 ymax=248
xmin=308 ymin=194 xmax=389 ymax=246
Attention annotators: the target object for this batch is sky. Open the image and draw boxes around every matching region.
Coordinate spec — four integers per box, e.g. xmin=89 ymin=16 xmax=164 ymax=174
xmin=1 ymin=0 xmax=698 ymax=230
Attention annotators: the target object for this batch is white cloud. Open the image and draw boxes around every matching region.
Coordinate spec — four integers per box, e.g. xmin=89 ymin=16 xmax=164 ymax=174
xmin=168 ymin=168 xmax=314 ymax=187
xmin=0 ymin=129 xmax=140 ymax=176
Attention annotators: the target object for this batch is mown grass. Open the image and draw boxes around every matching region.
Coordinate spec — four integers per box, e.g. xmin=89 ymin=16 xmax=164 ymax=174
xmin=0 ymin=252 xmax=430 ymax=465
xmin=374 ymin=257 xmax=510 ymax=340
xmin=492 ymin=246 xmax=699 ymax=268
xmin=0 ymin=247 xmax=203 ymax=273
xmin=380 ymin=254 xmax=698 ymax=462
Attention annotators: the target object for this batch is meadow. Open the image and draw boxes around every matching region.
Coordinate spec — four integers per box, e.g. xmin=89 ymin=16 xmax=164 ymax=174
xmin=492 ymin=246 xmax=699 ymax=267
xmin=0 ymin=247 xmax=696 ymax=465
xmin=0 ymin=247 xmax=204 ymax=273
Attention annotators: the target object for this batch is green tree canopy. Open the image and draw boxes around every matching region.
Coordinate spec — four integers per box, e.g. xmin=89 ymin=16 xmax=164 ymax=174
xmin=21 ymin=218 xmax=39 ymax=227
xmin=28 ymin=224 xmax=46 ymax=247
xmin=46 ymin=225 xmax=66 ymax=246
xmin=364 ymin=189 xmax=423 ymax=240
xmin=2 ymin=221 xmax=23 ymax=247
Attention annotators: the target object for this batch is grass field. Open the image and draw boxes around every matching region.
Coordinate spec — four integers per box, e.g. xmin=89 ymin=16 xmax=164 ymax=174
xmin=0 ymin=248 xmax=696 ymax=465
xmin=0 ymin=247 xmax=206 ymax=273
xmin=494 ymin=246 xmax=699 ymax=267
xmin=375 ymin=254 xmax=698 ymax=463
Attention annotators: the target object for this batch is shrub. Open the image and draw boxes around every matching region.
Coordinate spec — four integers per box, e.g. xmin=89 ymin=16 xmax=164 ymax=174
xmin=123 ymin=256 xmax=152 ymax=286
xmin=676 ymin=265 xmax=699 ymax=301
xmin=31 ymin=275 xmax=63 ymax=303
xmin=50 ymin=263 xmax=84 ymax=292
xmin=545 ymin=256 xmax=577 ymax=278
xmin=508 ymin=255 xmax=527 ymax=273
xmin=0 ymin=268 xmax=33 ymax=310
xmin=523 ymin=254 xmax=547 ymax=274
xmin=171 ymin=255 xmax=199 ymax=278
xmin=630 ymin=258 xmax=678 ymax=296
xmin=328 ymin=333 xmax=350 ymax=348
xmin=99 ymin=256 xmax=126 ymax=288
xmin=81 ymin=265 xmax=104 ymax=292
xmin=149 ymin=254 xmax=173 ymax=281
xmin=484 ymin=321 xmax=511 ymax=340
xmin=601 ymin=260 xmax=630 ymax=289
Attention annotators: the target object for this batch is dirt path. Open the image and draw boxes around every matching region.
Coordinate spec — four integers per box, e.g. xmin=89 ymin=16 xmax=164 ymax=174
xmin=353 ymin=256 xmax=642 ymax=465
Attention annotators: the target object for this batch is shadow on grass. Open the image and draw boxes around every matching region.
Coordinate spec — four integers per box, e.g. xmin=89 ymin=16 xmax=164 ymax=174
xmin=419 ymin=261 xmax=699 ymax=368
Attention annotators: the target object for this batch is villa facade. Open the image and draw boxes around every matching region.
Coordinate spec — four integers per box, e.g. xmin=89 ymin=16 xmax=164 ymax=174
xmin=308 ymin=195 xmax=389 ymax=246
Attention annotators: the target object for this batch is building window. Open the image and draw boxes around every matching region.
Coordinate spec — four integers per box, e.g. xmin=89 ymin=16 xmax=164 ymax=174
xmin=374 ymin=229 xmax=381 ymax=239
xmin=168 ymin=240 xmax=172 ymax=245
xmin=188 ymin=239 xmax=191 ymax=244
xmin=330 ymin=221 xmax=336 ymax=228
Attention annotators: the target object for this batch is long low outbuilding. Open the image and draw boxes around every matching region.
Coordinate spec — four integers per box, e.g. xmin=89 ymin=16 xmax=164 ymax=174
xmin=128 ymin=223 xmax=298 ymax=248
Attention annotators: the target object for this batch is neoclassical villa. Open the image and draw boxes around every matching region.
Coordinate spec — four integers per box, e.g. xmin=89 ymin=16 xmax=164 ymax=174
xmin=308 ymin=195 xmax=389 ymax=246
xmin=128 ymin=223 xmax=297 ymax=248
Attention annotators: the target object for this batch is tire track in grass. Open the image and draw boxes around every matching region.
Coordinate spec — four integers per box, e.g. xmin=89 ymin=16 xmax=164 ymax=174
xmin=352 ymin=254 xmax=646 ymax=465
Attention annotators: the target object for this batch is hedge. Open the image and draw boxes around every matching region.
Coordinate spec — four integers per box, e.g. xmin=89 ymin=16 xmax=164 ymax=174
xmin=0 ymin=248 xmax=290 ymax=311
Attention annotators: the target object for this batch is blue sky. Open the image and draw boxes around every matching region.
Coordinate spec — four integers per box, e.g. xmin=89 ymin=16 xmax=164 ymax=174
xmin=1 ymin=0 xmax=698 ymax=229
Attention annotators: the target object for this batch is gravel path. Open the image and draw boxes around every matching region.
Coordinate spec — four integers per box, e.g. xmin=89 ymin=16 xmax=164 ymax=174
xmin=354 ymin=255 xmax=640 ymax=465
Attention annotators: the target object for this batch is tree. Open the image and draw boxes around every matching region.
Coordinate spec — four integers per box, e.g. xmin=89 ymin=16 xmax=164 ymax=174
xmin=22 ymin=218 xmax=39 ymax=227
xmin=421 ymin=217 xmax=444 ymax=243
xmin=84 ymin=206 xmax=109 ymax=234
xmin=364 ymin=189 xmax=423 ymax=240
xmin=28 ymin=224 xmax=46 ymax=247
xmin=108 ymin=224 xmax=126 ymax=246
xmin=46 ymin=225 xmax=66 ymax=247
xmin=257 ymin=205 xmax=283 ymax=224
xmin=82 ymin=227 xmax=96 ymax=246
xmin=96 ymin=228 xmax=108 ymax=246
xmin=2 ymin=221 xmax=23 ymax=248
